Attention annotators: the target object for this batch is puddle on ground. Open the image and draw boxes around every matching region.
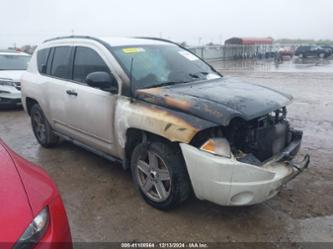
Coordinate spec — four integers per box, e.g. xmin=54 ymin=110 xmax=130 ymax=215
xmin=211 ymin=57 xmax=333 ymax=73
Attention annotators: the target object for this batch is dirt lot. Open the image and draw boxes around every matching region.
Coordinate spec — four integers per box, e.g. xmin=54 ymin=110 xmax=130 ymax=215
xmin=0 ymin=59 xmax=332 ymax=243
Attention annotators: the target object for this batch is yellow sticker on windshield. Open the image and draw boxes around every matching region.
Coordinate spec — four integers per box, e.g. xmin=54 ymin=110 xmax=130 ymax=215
xmin=122 ymin=48 xmax=145 ymax=53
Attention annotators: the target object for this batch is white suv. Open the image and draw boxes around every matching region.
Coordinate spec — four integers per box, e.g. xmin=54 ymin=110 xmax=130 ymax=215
xmin=21 ymin=36 xmax=309 ymax=210
xmin=0 ymin=50 xmax=31 ymax=108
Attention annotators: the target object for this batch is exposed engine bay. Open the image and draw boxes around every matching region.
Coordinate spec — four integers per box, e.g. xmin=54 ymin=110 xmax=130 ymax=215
xmin=192 ymin=107 xmax=303 ymax=166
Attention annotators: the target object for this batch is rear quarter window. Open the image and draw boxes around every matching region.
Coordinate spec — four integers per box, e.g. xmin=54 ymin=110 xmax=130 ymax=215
xmin=37 ymin=48 xmax=50 ymax=73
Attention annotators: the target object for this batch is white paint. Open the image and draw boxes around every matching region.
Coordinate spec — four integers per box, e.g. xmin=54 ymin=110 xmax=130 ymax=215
xmin=180 ymin=143 xmax=296 ymax=206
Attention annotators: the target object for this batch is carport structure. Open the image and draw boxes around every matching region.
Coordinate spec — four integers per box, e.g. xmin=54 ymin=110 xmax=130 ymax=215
xmin=224 ymin=37 xmax=274 ymax=59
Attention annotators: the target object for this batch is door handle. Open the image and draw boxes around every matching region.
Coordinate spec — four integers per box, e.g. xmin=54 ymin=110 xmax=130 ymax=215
xmin=66 ymin=90 xmax=78 ymax=96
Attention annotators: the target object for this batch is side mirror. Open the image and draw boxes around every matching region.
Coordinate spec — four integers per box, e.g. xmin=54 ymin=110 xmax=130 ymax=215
xmin=86 ymin=71 xmax=118 ymax=92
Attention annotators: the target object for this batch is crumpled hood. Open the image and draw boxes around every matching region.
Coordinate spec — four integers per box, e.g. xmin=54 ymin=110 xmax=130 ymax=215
xmin=0 ymin=70 xmax=24 ymax=81
xmin=136 ymin=77 xmax=292 ymax=125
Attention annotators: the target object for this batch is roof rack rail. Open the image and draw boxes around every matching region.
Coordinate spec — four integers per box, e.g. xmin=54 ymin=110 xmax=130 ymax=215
xmin=134 ymin=36 xmax=178 ymax=45
xmin=43 ymin=35 xmax=99 ymax=43
xmin=44 ymin=36 xmax=178 ymax=46
xmin=43 ymin=35 xmax=113 ymax=50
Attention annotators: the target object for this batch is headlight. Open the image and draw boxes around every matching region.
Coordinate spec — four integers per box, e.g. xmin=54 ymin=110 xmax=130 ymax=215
xmin=13 ymin=208 xmax=49 ymax=249
xmin=200 ymin=138 xmax=231 ymax=158
xmin=0 ymin=78 xmax=15 ymax=87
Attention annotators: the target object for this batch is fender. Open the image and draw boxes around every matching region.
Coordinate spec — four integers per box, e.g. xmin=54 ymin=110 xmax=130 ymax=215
xmin=114 ymin=98 xmax=217 ymax=158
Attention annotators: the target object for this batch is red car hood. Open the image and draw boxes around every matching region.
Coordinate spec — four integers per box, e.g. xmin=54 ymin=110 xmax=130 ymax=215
xmin=0 ymin=144 xmax=33 ymax=243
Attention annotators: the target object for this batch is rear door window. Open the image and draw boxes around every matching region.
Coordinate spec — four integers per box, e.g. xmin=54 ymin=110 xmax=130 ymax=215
xmin=50 ymin=46 xmax=72 ymax=79
xmin=73 ymin=47 xmax=110 ymax=83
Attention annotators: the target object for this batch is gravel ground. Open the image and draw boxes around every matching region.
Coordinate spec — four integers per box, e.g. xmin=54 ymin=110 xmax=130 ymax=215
xmin=0 ymin=59 xmax=332 ymax=243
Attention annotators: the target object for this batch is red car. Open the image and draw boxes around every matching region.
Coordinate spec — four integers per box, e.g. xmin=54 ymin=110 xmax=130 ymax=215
xmin=0 ymin=140 xmax=72 ymax=249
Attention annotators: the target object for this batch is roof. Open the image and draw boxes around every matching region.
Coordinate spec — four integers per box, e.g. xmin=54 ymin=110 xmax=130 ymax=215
xmin=0 ymin=50 xmax=30 ymax=56
xmin=225 ymin=37 xmax=273 ymax=45
xmin=43 ymin=35 xmax=174 ymax=47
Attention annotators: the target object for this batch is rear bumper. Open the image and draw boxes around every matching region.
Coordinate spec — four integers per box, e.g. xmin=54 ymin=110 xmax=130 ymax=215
xmin=180 ymin=141 xmax=309 ymax=206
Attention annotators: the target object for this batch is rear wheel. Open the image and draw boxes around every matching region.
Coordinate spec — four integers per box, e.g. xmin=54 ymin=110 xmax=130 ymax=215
xmin=131 ymin=142 xmax=191 ymax=210
xmin=30 ymin=104 xmax=59 ymax=147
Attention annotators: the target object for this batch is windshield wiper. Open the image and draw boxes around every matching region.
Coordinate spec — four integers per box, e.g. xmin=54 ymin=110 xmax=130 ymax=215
xmin=142 ymin=80 xmax=192 ymax=89
xmin=188 ymin=72 xmax=211 ymax=79
xmin=189 ymin=73 xmax=200 ymax=79
xmin=141 ymin=72 xmax=215 ymax=89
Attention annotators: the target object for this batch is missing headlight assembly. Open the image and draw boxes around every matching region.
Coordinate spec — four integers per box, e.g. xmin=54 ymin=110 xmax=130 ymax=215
xmin=191 ymin=107 xmax=301 ymax=166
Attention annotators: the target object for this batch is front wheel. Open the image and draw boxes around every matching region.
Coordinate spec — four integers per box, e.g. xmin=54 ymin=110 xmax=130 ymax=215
xmin=131 ymin=142 xmax=191 ymax=210
xmin=30 ymin=104 xmax=59 ymax=148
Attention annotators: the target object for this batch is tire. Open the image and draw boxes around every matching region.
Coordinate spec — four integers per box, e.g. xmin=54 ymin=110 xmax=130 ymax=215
xmin=319 ymin=53 xmax=325 ymax=58
xmin=299 ymin=53 xmax=304 ymax=58
xmin=130 ymin=142 xmax=191 ymax=210
xmin=30 ymin=104 xmax=59 ymax=148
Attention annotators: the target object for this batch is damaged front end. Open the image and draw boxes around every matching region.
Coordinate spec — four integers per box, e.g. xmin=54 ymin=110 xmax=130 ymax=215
xmin=134 ymin=77 xmax=309 ymax=206
xmin=181 ymin=107 xmax=309 ymax=206
xmin=224 ymin=107 xmax=302 ymax=165
xmin=191 ymin=107 xmax=309 ymax=167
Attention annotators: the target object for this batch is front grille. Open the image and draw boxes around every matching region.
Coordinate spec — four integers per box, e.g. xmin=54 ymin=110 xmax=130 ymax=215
xmin=0 ymin=97 xmax=21 ymax=105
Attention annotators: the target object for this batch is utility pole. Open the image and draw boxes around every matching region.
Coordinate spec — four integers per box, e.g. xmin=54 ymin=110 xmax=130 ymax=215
xmin=219 ymin=34 xmax=223 ymax=45
xmin=198 ymin=37 xmax=202 ymax=46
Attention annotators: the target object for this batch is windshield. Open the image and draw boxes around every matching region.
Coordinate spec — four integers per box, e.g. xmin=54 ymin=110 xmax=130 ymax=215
xmin=111 ymin=45 xmax=220 ymax=89
xmin=0 ymin=54 xmax=31 ymax=70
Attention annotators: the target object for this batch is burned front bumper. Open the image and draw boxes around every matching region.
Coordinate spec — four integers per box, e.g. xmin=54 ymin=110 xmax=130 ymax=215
xmin=180 ymin=136 xmax=309 ymax=206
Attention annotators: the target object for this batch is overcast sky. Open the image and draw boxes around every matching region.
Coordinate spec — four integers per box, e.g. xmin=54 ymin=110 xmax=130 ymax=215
xmin=1 ymin=0 xmax=332 ymax=48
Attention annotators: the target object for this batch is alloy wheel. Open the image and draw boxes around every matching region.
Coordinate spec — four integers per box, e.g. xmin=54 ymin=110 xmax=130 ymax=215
xmin=136 ymin=150 xmax=172 ymax=202
xmin=32 ymin=111 xmax=46 ymax=143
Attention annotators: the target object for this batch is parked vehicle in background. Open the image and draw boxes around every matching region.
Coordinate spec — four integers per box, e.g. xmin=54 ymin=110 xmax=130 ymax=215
xmin=21 ymin=36 xmax=309 ymax=210
xmin=320 ymin=45 xmax=333 ymax=56
xmin=0 ymin=140 xmax=72 ymax=249
xmin=0 ymin=50 xmax=31 ymax=108
xmin=264 ymin=51 xmax=276 ymax=59
xmin=277 ymin=47 xmax=294 ymax=57
xmin=294 ymin=45 xmax=330 ymax=58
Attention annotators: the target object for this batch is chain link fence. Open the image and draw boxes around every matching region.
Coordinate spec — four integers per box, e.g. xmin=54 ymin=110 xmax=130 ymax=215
xmin=189 ymin=44 xmax=276 ymax=60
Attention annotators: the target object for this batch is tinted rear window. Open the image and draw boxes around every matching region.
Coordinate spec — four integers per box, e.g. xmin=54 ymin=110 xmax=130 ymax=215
xmin=37 ymin=48 xmax=50 ymax=73
xmin=50 ymin=47 xmax=72 ymax=79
